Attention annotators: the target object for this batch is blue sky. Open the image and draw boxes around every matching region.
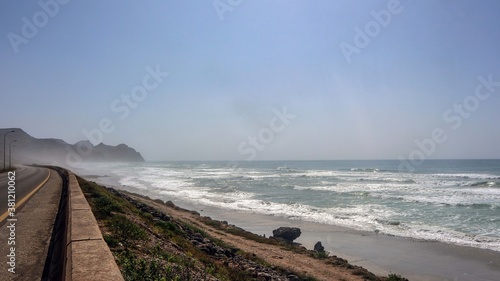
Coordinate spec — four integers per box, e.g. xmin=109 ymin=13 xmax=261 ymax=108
xmin=1 ymin=0 xmax=499 ymax=161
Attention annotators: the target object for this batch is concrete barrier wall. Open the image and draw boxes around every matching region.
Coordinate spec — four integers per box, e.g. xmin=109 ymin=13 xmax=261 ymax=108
xmin=65 ymin=173 xmax=124 ymax=280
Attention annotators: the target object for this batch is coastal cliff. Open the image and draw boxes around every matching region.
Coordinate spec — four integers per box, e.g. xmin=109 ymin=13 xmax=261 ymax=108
xmin=1 ymin=128 xmax=145 ymax=165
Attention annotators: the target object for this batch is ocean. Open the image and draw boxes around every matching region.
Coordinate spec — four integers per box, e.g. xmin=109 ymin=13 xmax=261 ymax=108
xmin=85 ymin=159 xmax=500 ymax=252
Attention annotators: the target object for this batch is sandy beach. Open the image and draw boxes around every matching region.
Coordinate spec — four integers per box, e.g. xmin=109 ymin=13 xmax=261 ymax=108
xmin=155 ymin=197 xmax=500 ymax=281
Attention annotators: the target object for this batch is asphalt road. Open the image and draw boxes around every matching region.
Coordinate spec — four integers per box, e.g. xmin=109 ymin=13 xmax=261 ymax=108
xmin=0 ymin=166 xmax=50 ymax=222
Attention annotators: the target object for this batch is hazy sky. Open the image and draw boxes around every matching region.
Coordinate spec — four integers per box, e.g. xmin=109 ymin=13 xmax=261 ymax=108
xmin=1 ymin=0 xmax=499 ymax=161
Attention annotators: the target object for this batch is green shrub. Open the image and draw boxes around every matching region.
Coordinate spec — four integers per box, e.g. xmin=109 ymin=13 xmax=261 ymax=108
xmin=109 ymin=215 xmax=147 ymax=243
xmin=93 ymin=195 xmax=123 ymax=219
xmin=78 ymin=178 xmax=124 ymax=219
xmin=313 ymin=250 xmax=330 ymax=259
xmin=118 ymin=250 xmax=166 ymax=281
xmin=387 ymin=272 xmax=409 ymax=281
xmin=156 ymin=221 xmax=182 ymax=236
xmin=104 ymin=234 xmax=120 ymax=248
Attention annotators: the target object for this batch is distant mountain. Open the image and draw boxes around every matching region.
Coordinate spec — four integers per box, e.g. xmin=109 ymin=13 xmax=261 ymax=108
xmin=0 ymin=128 xmax=145 ymax=167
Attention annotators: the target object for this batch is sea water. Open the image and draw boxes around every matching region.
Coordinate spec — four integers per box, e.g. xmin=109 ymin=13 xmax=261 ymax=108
xmin=86 ymin=159 xmax=500 ymax=251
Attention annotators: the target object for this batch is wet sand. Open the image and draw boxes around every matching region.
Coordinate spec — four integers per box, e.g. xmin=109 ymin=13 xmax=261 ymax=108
xmin=173 ymin=200 xmax=500 ymax=281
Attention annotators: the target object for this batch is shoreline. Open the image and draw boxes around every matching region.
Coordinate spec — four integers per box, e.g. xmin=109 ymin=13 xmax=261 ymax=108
xmin=86 ymin=174 xmax=500 ymax=280
xmin=163 ymin=198 xmax=500 ymax=281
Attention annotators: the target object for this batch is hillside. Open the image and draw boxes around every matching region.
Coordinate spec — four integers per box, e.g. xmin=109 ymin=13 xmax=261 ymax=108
xmin=0 ymin=128 xmax=145 ymax=166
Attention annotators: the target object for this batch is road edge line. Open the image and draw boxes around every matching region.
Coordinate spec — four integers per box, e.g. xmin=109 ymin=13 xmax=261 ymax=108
xmin=0 ymin=168 xmax=51 ymax=222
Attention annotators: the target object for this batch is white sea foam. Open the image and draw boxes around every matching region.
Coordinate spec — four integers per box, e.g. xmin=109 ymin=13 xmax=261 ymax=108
xmin=91 ymin=161 xmax=500 ymax=252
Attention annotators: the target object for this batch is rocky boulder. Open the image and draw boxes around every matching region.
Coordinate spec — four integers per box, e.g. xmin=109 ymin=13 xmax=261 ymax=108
xmin=314 ymin=241 xmax=325 ymax=252
xmin=272 ymin=227 xmax=301 ymax=243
